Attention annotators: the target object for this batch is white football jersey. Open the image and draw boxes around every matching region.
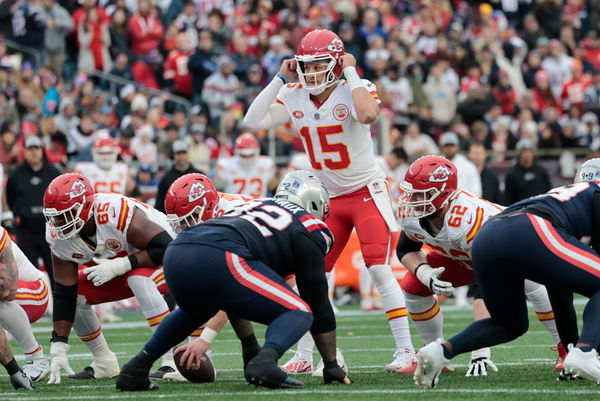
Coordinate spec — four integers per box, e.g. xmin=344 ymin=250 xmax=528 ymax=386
xmin=398 ymin=190 xmax=504 ymax=267
xmin=75 ymin=162 xmax=129 ymax=195
xmin=0 ymin=228 xmax=42 ymax=282
xmin=276 ymin=79 xmax=382 ymax=197
xmin=288 ymin=152 xmax=312 ymax=171
xmin=215 ymin=156 xmax=275 ymax=197
xmin=47 ymin=193 xmax=175 ymax=266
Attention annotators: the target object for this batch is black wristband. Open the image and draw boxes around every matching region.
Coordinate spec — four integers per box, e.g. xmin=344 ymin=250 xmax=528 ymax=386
xmin=128 ymin=254 xmax=139 ymax=270
xmin=51 ymin=330 xmax=68 ymax=344
xmin=414 ymin=263 xmax=427 ymax=276
xmin=3 ymin=358 xmax=19 ymax=375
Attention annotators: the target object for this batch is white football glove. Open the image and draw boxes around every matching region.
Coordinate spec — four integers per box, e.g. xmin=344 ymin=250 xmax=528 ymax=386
xmin=465 ymin=347 xmax=497 ymax=377
xmin=83 ymin=257 xmax=132 ymax=286
xmin=47 ymin=342 xmax=74 ymax=384
xmin=415 ymin=264 xmax=454 ymax=297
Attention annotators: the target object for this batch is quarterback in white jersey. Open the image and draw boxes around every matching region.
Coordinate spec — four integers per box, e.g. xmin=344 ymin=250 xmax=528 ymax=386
xmin=43 ymin=173 xmax=184 ymax=383
xmin=397 ymin=156 xmax=563 ymax=377
xmin=0 ymin=227 xmax=51 ymax=382
xmin=214 ymin=133 xmax=276 ymax=198
xmin=244 ymin=28 xmax=415 ymax=374
xmin=75 ymin=135 xmax=135 ymax=195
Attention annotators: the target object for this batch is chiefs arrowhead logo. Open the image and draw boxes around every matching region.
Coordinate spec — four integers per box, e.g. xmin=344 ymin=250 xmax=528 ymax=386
xmin=327 ymin=38 xmax=344 ymax=53
xmin=188 ymin=182 xmax=206 ymax=203
xmin=69 ymin=180 xmax=87 ymax=198
xmin=429 ymin=165 xmax=452 ymax=182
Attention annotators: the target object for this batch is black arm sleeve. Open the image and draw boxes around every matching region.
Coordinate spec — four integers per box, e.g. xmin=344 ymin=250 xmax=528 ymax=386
xmin=396 ymin=231 xmax=423 ymax=261
xmin=145 ymin=231 xmax=173 ymax=266
xmin=293 ymin=233 xmax=335 ymax=335
xmin=53 ymin=282 xmax=77 ymax=324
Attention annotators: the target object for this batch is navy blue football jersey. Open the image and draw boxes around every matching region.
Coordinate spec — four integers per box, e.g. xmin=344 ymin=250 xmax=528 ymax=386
xmin=505 ymin=181 xmax=600 ymax=239
xmin=171 ymin=198 xmax=333 ymax=276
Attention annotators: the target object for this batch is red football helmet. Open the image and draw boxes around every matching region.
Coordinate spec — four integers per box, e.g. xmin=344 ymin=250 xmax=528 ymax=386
xmin=43 ymin=173 xmax=95 ymax=239
xmin=398 ymin=155 xmax=458 ymax=218
xmin=295 ymin=29 xmax=345 ymax=95
xmin=165 ymin=173 xmax=219 ymax=234
xmin=234 ymin=133 xmax=260 ymax=169
xmin=92 ymin=133 xmax=119 ymax=170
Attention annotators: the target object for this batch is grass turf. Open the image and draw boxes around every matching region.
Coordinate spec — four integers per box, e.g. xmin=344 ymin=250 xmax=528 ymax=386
xmin=1 ymin=299 xmax=597 ymax=401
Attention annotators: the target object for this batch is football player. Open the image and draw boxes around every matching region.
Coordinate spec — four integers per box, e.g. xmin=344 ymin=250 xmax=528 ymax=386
xmin=0 ymin=226 xmax=51 ymax=382
xmin=244 ymin=28 xmax=415 ymax=373
xmin=398 ymin=155 xmax=562 ymax=377
xmin=116 ymin=171 xmax=350 ymax=390
xmin=43 ymin=173 xmax=183 ymax=383
xmin=75 ymin=134 xmax=137 ymax=323
xmin=214 ymin=133 xmax=277 ymax=198
xmin=411 ymin=166 xmax=600 ymax=388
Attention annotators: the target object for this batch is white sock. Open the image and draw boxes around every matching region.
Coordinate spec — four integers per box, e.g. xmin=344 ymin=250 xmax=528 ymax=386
xmin=404 ymin=293 xmax=443 ymax=345
xmin=73 ymin=297 xmax=111 ymax=358
xmin=359 ymin=264 xmax=372 ymax=300
xmin=524 ymin=280 xmax=561 ymax=343
xmin=0 ymin=300 xmax=42 ymax=357
xmin=368 ymin=265 xmax=414 ymax=353
xmin=454 ymin=285 xmax=469 ymax=306
xmin=326 ymin=270 xmax=335 ymax=305
xmin=127 ymin=275 xmax=173 ymax=366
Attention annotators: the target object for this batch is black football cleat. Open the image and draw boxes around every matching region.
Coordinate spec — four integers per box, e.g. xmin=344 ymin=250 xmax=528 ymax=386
xmin=116 ymin=359 xmax=159 ymax=391
xmin=245 ymin=359 xmax=304 ymax=389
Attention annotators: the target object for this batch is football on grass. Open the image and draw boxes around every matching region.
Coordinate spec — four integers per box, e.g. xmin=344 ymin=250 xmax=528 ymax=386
xmin=173 ymin=348 xmax=216 ymax=383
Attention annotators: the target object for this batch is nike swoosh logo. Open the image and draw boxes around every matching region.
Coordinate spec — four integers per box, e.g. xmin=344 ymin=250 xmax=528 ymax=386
xmin=364 ymin=197 xmax=372 ymax=202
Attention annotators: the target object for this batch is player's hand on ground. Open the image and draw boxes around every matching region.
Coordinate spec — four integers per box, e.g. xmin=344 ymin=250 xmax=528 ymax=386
xmin=340 ymin=53 xmax=357 ymax=69
xmin=47 ymin=342 xmax=74 ymax=384
xmin=415 ymin=264 xmax=454 ymax=297
xmin=174 ymin=339 xmax=210 ymax=370
xmin=279 ymin=59 xmax=297 ymax=81
xmin=83 ymin=257 xmax=132 ymax=286
xmin=323 ymin=361 xmax=352 ymax=384
xmin=10 ymin=371 xmax=35 ymax=390
xmin=466 ymin=356 xmax=497 ymax=377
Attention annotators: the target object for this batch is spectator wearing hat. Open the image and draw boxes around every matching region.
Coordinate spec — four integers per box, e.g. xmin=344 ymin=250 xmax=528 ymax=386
xmin=238 ymin=64 xmax=264 ymax=110
xmin=188 ymin=28 xmax=218 ymax=106
xmin=132 ymin=124 xmax=158 ymax=167
xmin=115 ymin=84 xmax=135 ymax=121
xmin=439 ymin=132 xmax=482 ymax=196
xmin=187 ymin=123 xmax=210 ymax=172
xmin=5 ymin=135 xmax=61 ymax=287
xmin=156 ymin=123 xmax=179 ymax=161
xmin=261 ymin=35 xmax=292 ymax=81
xmin=53 ymin=97 xmax=79 ymax=136
xmin=503 ymin=138 xmax=552 ymax=206
xmin=532 ymin=69 xmax=562 ymax=114
xmin=132 ymin=49 xmax=163 ymax=90
xmin=154 ymin=139 xmax=203 ymax=213
xmin=66 ymin=113 xmax=95 ymax=157
xmin=40 ymin=0 xmax=72 ymax=76
xmin=135 ymin=163 xmax=159 ymax=204
xmin=128 ymin=0 xmax=164 ymax=58
xmin=522 ymin=50 xmax=543 ymax=88
xmin=202 ymin=55 xmax=240 ymax=125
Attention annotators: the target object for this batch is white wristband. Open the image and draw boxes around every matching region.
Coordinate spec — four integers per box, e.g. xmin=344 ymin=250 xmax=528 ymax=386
xmin=1 ymin=211 xmax=13 ymax=221
xmin=343 ymin=66 xmax=364 ymax=92
xmin=199 ymin=327 xmax=218 ymax=344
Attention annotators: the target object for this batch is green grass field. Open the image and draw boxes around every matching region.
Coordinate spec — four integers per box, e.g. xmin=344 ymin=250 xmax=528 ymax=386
xmin=1 ymin=299 xmax=598 ymax=401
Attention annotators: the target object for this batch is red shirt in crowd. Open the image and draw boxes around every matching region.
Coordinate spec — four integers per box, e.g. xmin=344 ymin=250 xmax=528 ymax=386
xmin=164 ymin=50 xmax=193 ymax=97
xmin=128 ymin=13 xmax=165 ymax=57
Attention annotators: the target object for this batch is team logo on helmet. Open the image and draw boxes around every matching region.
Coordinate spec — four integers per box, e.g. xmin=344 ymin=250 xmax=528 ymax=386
xmin=333 ymin=104 xmax=349 ymax=121
xmin=429 ymin=165 xmax=452 ymax=183
xmin=69 ymin=180 xmax=87 ymax=199
xmin=327 ymin=38 xmax=344 ymax=53
xmin=188 ymin=182 xmax=206 ymax=203
xmin=104 ymin=239 xmax=121 ymax=251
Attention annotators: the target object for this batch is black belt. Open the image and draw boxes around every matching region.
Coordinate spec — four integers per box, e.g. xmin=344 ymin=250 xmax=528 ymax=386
xmin=488 ymin=205 xmax=564 ymax=231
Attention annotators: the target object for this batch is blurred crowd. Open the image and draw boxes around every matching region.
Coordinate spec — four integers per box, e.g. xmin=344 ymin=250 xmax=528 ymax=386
xmin=0 ymin=0 xmax=599 ymax=206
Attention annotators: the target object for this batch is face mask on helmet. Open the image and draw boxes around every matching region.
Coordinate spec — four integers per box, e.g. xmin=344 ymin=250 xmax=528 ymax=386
xmin=44 ymin=202 xmax=87 ymax=239
xmin=93 ymin=148 xmax=118 ymax=169
xmin=398 ymin=181 xmax=447 ymax=219
xmin=295 ymin=56 xmax=338 ymax=95
xmin=167 ymin=203 xmax=210 ymax=234
xmin=234 ymin=134 xmax=260 ymax=169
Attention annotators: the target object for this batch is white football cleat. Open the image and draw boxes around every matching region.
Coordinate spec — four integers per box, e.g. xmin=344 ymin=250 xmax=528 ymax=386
xmin=414 ymin=339 xmax=448 ymax=388
xmin=280 ymin=354 xmax=313 ymax=374
xmin=312 ymin=348 xmax=347 ymax=377
xmin=371 ymin=296 xmax=384 ymax=310
xmin=360 ymin=296 xmax=373 ymax=311
xmin=385 ymin=348 xmax=417 ymax=374
xmin=563 ymin=344 xmax=600 ymax=384
xmin=23 ymin=357 xmax=50 ymax=382
xmin=70 ymin=350 xmax=120 ymax=380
